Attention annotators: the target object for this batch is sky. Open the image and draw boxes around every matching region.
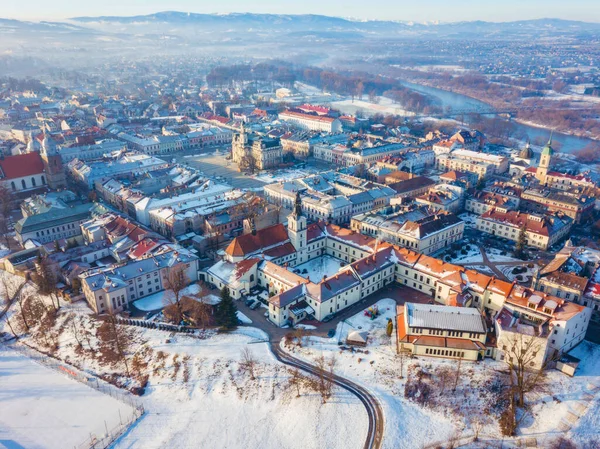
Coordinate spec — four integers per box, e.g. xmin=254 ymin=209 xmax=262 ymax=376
xmin=3 ymin=0 xmax=599 ymax=23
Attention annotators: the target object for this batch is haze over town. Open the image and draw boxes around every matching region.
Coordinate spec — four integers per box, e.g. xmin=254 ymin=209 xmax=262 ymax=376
xmin=1 ymin=2 xmax=600 ymax=449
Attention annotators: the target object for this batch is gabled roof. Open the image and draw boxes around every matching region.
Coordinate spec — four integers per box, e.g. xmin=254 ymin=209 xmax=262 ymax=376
xmin=225 ymin=223 xmax=289 ymax=258
xmin=0 ymin=152 xmax=45 ymax=180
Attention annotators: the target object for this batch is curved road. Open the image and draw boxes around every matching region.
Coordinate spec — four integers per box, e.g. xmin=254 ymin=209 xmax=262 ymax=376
xmin=270 ymin=341 xmax=384 ymax=449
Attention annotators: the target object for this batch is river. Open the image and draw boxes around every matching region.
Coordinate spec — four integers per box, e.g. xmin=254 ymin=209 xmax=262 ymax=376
xmin=398 ymin=80 xmax=594 ymax=154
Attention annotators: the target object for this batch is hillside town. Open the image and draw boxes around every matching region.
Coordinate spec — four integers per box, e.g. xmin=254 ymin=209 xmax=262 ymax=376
xmin=2 ymin=25 xmax=600 ymax=449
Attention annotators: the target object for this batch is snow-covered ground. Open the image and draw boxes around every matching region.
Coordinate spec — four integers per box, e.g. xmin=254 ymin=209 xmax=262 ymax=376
xmin=330 ymin=97 xmax=415 ymax=118
xmin=283 ymin=298 xmax=457 ymax=448
xmin=133 ymin=284 xmax=203 ymax=311
xmin=521 ymin=341 xmax=600 ymax=447
xmin=486 ymin=247 xmax=521 ymax=263
xmin=499 ymin=264 xmax=534 ymax=283
xmin=458 ymin=212 xmax=478 ymax=228
xmin=236 ymin=310 xmax=253 ymax=324
xmin=113 ymin=328 xmax=368 ymax=449
xmin=289 ymin=255 xmax=344 ymax=282
xmin=0 ymin=346 xmax=136 ymax=449
xmin=253 ymin=167 xmax=320 ymax=184
xmin=0 ymin=243 xmax=9 ymax=258
xmin=0 ymin=267 xmax=368 ymax=449
xmin=439 ymin=245 xmax=482 ymax=264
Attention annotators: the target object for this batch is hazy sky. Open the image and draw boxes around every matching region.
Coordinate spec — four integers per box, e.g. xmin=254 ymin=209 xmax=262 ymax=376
xmin=3 ymin=0 xmax=599 ymax=23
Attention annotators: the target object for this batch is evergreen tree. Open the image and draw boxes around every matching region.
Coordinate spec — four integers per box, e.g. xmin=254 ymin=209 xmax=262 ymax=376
xmin=216 ymin=288 xmax=238 ymax=330
xmin=515 ymin=224 xmax=527 ymax=259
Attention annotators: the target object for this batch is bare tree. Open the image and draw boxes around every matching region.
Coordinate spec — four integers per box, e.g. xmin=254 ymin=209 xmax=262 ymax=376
xmin=239 ymin=151 xmax=258 ymax=174
xmin=397 ymin=349 xmax=407 ymax=380
xmin=0 ymin=215 xmax=11 ymax=249
xmin=452 ymin=356 xmax=462 ymax=392
xmin=34 ymin=257 xmax=61 ymax=311
xmin=437 ymin=365 xmax=454 ymax=395
xmin=98 ymin=314 xmax=131 ymax=377
xmin=504 ymin=333 xmax=547 ymax=408
xmin=314 ymin=354 xmax=337 ymax=403
xmin=163 ymin=266 xmax=190 ymax=324
xmin=470 ymin=416 xmax=486 ymax=442
xmin=239 ymin=347 xmax=258 ymax=380
xmin=287 ymin=368 xmax=309 ymax=397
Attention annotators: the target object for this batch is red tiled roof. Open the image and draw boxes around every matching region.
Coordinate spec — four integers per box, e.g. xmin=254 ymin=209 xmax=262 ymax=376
xmin=0 ymin=152 xmax=45 ymax=180
xmin=263 ymin=242 xmax=297 ymax=259
xmin=225 ymin=224 xmax=289 ymax=257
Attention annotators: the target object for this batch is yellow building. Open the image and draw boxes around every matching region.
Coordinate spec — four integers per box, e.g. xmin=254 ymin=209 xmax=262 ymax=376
xmin=396 ymin=303 xmax=488 ymax=361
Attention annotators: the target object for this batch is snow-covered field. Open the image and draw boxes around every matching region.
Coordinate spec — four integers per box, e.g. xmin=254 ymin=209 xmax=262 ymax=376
xmin=331 ymin=97 xmax=415 ymax=118
xmin=289 ymin=255 xmax=344 ymax=281
xmin=113 ymin=328 xmax=368 ymax=449
xmin=283 ymin=299 xmax=457 ymax=448
xmin=0 ymin=346 xmax=135 ymax=449
xmin=283 ymin=298 xmax=600 ymax=448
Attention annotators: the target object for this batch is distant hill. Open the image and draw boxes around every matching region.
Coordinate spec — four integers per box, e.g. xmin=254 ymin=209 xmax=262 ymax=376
xmin=66 ymin=12 xmax=600 ymax=38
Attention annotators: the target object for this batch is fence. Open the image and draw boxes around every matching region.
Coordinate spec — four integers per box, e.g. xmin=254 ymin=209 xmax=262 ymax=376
xmin=115 ymin=317 xmax=197 ymax=334
xmin=2 ymin=342 xmax=145 ymax=449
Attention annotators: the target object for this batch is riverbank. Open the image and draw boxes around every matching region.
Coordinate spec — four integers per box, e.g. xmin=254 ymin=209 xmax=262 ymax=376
xmin=395 ymin=78 xmax=599 ymax=153
xmin=397 ymin=78 xmax=600 ymax=146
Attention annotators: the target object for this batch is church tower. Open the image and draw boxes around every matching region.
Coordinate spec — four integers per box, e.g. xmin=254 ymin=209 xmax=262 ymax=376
xmin=232 ymin=124 xmax=248 ymax=165
xmin=536 ymin=133 xmax=554 ymax=185
xmin=40 ymin=134 xmax=67 ymax=189
xmin=288 ymin=192 xmax=307 ymax=264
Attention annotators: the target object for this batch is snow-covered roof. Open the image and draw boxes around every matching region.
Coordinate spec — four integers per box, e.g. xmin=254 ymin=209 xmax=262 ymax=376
xmin=406 ymin=303 xmax=486 ymax=334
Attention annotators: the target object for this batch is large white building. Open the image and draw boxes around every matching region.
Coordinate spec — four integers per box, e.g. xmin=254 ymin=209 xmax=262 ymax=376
xmin=278 ymin=110 xmax=342 ymax=133
xmin=476 ymin=210 xmax=573 ymax=250
xmin=204 ymin=201 xmax=590 ymax=370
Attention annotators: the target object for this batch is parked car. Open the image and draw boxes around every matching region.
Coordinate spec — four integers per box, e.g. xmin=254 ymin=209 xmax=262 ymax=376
xmin=249 ymin=301 xmax=261 ymax=310
xmin=322 ymin=314 xmax=334 ymax=323
xmin=245 ymin=298 xmax=255 ymax=307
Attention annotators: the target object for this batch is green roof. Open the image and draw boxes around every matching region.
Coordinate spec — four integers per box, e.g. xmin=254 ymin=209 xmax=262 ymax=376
xmin=15 ymin=202 xmax=94 ymax=234
xmin=541 ymin=133 xmax=554 ymax=157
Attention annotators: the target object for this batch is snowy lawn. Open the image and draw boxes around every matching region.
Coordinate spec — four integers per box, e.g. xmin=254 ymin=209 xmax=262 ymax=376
xmin=437 ymin=245 xmax=482 ymax=264
xmin=0 ymin=346 xmax=135 ymax=449
xmin=113 ymin=328 xmax=368 ymax=449
xmin=133 ymin=284 xmax=203 ymax=312
xmin=341 ymin=298 xmax=397 ymax=336
xmin=289 ymin=255 xmax=344 ymax=282
xmin=485 ymin=247 xmax=521 ymax=263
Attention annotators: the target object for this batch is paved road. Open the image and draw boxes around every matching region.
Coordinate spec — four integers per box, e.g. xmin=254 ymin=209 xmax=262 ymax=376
xmin=235 ymin=284 xmax=435 ymax=449
xmin=271 ymin=343 xmax=384 ymax=449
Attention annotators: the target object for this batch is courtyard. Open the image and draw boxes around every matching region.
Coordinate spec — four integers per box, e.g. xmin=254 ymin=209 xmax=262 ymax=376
xmin=288 ymin=255 xmax=345 ymax=282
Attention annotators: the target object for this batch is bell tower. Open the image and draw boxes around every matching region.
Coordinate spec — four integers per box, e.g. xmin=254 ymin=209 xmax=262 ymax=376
xmin=536 ymin=132 xmax=554 ymax=185
xmin=288 ymin=192 xmax=307 ymax=263
xmin=40 ymin=134 xmax=67 ymax=189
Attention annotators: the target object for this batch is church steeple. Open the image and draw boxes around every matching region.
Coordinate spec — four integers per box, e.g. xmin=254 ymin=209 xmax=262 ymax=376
xmin=293 ymin=191 xmax=302 ymax=217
